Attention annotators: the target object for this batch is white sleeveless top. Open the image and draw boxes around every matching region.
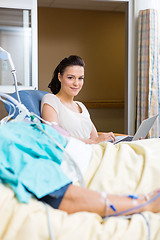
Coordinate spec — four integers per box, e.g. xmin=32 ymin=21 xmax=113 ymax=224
xmin=41 ymin=93 xmax=93 ymax=139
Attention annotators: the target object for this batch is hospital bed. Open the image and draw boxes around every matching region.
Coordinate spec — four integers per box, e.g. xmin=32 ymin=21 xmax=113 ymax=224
xmin=1 ymin=91 xmax=160 ymax=240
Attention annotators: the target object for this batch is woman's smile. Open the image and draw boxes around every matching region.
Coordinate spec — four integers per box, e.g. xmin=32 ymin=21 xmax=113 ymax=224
xmin=70 ymin=87 xmax=79 ymax=90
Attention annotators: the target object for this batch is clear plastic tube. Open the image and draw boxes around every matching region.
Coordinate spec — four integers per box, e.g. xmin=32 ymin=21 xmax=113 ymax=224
xmin=103 ymin=192 xmax=160 ymax=219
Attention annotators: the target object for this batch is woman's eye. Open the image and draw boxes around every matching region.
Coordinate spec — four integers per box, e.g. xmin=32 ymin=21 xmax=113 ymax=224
xmin=79 ymin=77 xmax=84 ymax=80
xmin=68 ymin=77 xmax=73 ymax=79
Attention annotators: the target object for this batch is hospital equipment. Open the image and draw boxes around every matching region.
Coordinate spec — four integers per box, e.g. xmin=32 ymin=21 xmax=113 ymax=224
xmin=102 ymin=191 xmax=160 ymax=219
xmin=7 ymin=90 xmax=48 ymax=117
xmin=0 ymin=47 xmax=21 ymax=103
xmin=102 ymin=191 xmax=160 ymax=240
xmin=0 ymin=92 xmax=85 ymax=187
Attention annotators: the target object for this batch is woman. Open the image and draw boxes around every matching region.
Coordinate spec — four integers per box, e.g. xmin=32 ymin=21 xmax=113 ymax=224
xmin=41 ymin=55 xmax=116 ymax=144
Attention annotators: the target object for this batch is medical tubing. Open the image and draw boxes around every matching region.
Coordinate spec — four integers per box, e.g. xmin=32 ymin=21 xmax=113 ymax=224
xmin=33 ymin=124 xmax=85 ymax=187
xmin=0 ymin=92 xmax=19 ymax=106
xmin=11 ymin=70 xmax=21 ymax=103
xmin=103 ymin=192 xmax=160 ymax=219
xmin=0 ymin=92 xmax=55 ymax=126
xmin=139 ymin=213 xmax=151 ymax=240
xmin=44 ymin=203 xmax=54 ymax=240
xmin=0 ymin=92 xmax=30 ymax=117
xmin=0 ymin=92 xmax=23 ymax=112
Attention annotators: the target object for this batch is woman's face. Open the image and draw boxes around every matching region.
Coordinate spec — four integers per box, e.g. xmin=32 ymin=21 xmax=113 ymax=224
xmin=58 ymin=65 xmax=84 ymax=97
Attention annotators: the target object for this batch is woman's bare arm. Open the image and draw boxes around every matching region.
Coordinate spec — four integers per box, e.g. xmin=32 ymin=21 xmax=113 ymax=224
xmin=41 ymin=103 xmax=59 ymax=124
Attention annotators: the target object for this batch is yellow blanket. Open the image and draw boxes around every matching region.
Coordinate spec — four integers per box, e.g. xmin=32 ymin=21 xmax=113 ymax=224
xmin=85 ymin=139 xmax=160 ymax=194
xmin=1 ymin=139 xmax=160 ymax=240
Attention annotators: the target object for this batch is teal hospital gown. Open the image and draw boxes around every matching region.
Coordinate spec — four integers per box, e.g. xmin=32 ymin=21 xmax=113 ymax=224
xmin=0 ymin=121 xmax=71 ymax=203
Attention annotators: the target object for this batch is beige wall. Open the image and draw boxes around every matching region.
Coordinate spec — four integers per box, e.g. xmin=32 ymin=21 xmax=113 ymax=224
xmin=0 ymin=101 xmax=8 ymax=120
xmin=38 ymin=7 xmax=125 ymax=133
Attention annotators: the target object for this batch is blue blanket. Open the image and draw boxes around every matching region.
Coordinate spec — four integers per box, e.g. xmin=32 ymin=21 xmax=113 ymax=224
xmin=0 ymin=122 xmax=71 ymax=203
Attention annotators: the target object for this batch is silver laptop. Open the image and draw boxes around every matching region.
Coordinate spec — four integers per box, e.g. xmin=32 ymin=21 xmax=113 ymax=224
xmin=114 ymin=114 xmax=159 ymax=144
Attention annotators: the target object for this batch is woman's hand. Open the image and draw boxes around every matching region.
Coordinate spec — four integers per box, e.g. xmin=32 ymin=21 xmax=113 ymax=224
xmin=79 ymin=132 xmax=116 ymax=144
xmin=95 ymin=132 xmax=116 ymax=144
xmin=89 ymin=124 xmax=116 ymax=144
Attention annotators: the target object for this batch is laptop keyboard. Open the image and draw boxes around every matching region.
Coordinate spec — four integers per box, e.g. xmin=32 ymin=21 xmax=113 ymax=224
xmin=114 ymin=136 xmax=133 ymax=144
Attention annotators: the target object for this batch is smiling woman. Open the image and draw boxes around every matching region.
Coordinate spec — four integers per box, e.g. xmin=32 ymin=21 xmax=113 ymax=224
xmin=41 ymin=55 xmax=116 ymax=144
xmin=57 ymin=65 xmax=84 ymax=99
